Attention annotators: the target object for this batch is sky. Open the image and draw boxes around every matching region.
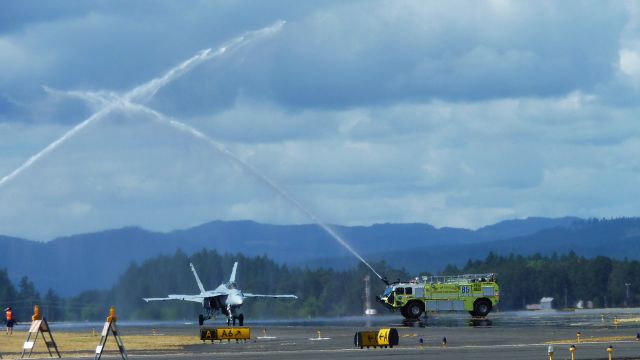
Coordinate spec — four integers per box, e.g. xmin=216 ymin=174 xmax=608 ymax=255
xmin=1 ymin=1 xmax=640 ymax=240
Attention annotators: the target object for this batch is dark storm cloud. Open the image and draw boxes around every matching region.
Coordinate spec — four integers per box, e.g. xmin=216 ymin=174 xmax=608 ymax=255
xmin=0 ymin=0 xmax=93 ymax=33
xmin=253 ymin=2 xmax=627 ymax=108
xmin=143 ymin=1 xmax=630 ymax=116
xmin=0 ymin=1 xmax=630 ymax=124
xmin=0 ymin=1 xmax=336 ymax=123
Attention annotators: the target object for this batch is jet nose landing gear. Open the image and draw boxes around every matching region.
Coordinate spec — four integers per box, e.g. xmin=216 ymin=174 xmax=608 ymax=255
xmin=227 ymin=313 xmax=245 ymax=326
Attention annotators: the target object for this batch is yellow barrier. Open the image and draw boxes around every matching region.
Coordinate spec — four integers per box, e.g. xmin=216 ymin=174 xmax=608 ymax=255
xmin=200 ymin=327 xmax=251 ymax=343
xmin=354 ymin=328 xmax=399 ymax=348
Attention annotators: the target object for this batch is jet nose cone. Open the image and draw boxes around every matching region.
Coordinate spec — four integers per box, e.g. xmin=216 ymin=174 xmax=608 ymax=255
xmin=228 ymin=294 xmax=243 ymax=306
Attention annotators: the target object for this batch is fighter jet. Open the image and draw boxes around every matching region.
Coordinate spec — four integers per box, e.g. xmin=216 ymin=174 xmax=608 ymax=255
xmin=143 ymin=262 xmax=297 ymax=326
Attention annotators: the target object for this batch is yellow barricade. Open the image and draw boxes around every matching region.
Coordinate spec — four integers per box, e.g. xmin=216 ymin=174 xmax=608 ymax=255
xmin=354 ymin=328 xmax=399 ymax=348
xmin=200 ymin=327 xmax=251 ymax=343
xmin=355 ymin=331 xmax=379 ymax=348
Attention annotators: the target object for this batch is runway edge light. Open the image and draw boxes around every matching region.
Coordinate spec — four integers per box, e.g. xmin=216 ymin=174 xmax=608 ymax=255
xmin=569 ymin=344 xmax=576 ymax=360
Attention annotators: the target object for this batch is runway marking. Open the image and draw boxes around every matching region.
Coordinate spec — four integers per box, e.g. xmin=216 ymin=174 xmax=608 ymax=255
xmin=105 ymin=337 xmax=640 ymax=358
xmin=547 ymin=335 xmax=636 ymax=344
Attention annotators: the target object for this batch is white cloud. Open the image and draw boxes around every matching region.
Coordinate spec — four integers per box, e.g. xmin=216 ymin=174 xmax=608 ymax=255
xmin=0 ymin=38 xmax=45 ymax=82
xmin=4 ymin=89 xmax=640 ymax=239
xmin=1 ymin=1 xmax=640 ymax=239
xmin=619 ymin=49 xmax=640 ymax=82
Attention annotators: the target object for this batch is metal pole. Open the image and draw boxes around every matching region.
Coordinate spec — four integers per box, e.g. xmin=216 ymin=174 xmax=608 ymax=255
xmin=625 ymin=283 xmax=631 ymax=307
xmin=569 ymin=345 xmax=576 ymax=360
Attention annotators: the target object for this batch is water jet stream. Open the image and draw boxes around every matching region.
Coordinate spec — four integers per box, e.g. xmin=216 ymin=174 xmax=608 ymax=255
xmin=0 ymin=20 xmax=285 ymax=189
xmin=123 ymin=102 xmax=385 ymax=281
xmin=41 ymin=89 xmax=387 ymax=282
xmin=1 ymin=19 xmax=386 ymax=282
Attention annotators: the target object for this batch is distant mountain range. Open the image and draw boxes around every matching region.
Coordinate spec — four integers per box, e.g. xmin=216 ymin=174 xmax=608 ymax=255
xmin=5 ymin=216 xmax=640 ymax=296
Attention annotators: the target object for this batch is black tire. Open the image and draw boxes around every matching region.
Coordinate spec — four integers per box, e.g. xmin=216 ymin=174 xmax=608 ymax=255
xmin=472 ymin=298 xmax=492 ymax=317
xmin=238 ymin=313 xmax=244 ymax=326
xmin=403 ymin=301 xmax=425 ymax=320
xmin=198 ymin=314 xmax=204 ymax=326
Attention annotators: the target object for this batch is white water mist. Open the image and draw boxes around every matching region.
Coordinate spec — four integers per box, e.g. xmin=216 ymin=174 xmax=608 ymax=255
xmin=123 ymin=102 xmax=385 ymax=281
xmin=2 ymin=19 xmax=386 ymax=282
xmin=0 ymin=20 xmax=285 ymax=189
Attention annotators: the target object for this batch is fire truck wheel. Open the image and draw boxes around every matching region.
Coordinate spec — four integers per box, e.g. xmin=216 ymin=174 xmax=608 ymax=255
xmin=472 ymin=298 xmax=492 ymax=317
xmin=404 ymin=301 xmax=425 ymax=319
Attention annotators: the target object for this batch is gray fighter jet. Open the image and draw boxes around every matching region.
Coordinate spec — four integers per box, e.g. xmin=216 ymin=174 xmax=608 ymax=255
xmin=143 ymin=262 xmax=297 ymax=326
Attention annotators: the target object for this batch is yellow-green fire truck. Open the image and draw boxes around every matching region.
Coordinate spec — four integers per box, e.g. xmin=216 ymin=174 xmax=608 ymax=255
xmin=376 ymin=273 xmax=499 ymax=319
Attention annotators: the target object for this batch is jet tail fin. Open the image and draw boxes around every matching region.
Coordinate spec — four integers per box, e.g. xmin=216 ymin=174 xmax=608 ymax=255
xmin=229 ymin=262 xmax=238 ymax=284
xmin=190 ymin=263 xmax=206 ymax=294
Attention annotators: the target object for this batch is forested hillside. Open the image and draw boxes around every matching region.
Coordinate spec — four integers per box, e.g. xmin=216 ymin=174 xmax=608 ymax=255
xmin=3 ymin=250 xmax=640 ymax=321
xmin=0 ymin=217 xmax=577 ymax=295
xmin=444 ymin=252 xmax=640 ymax=309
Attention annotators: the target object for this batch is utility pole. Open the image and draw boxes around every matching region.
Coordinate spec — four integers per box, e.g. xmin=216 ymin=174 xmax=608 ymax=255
xmin=625 ymin=283 xmax=632 ymax=307
xmin=364 ymin=275 xmax=376 ymax=315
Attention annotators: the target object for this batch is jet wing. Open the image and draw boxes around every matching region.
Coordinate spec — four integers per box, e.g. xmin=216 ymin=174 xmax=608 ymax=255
xmin=143 ymin=294 xmax=205 ymax=303
xmin=243 ymin=293 xmax=298 ymax=299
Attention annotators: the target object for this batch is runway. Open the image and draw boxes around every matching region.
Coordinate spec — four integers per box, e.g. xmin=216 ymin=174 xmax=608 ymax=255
xmin=4 ymin=310 xmax=640 ymax=359
xmin=67 ymin=325 xmax=640 ymax=359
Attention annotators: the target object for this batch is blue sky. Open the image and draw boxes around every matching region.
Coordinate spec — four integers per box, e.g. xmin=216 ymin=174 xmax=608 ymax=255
xmin=1 ymin=1 xmax=640 ymax=240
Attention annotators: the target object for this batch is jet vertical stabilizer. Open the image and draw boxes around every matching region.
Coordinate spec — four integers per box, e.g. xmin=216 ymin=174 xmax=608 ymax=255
xmin=190 ymin=263 xmax=206 ymax=294
xmin=229 ymin=262 xmax=238 ymax=284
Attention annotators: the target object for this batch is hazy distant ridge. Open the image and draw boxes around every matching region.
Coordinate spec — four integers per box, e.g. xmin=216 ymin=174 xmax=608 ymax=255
xmin=0 ymin=216 xmax=616 ymax=296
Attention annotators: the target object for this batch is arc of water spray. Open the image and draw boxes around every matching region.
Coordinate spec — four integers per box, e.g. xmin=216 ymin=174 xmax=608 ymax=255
xmin=1 ymin=19 xmax=386 ymax=282
xmin=122 ymin=102 xmax=385 ymax=281
xmin=0 ymin=20 xmax=285 ymax=189
xmin=40 ymin=86 xmax=386 ymax=282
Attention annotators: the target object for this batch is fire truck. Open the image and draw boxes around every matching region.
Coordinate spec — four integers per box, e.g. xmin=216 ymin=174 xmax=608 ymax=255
xmin=376 ymin=273 xmax=499 ymax=319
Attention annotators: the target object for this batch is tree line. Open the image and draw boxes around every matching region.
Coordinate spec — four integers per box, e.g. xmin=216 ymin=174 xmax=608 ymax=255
xmin=443 ymin=251 xmax=640 ymax=309
xmin=2 ymin=250 xmax=640 ymax=321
